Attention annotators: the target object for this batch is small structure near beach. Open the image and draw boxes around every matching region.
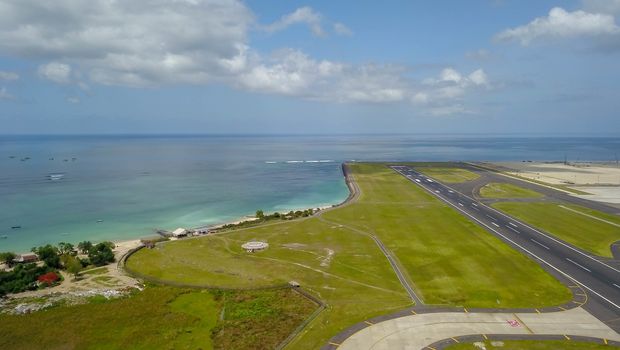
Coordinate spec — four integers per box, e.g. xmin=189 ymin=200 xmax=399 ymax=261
xmin=172 ymin=228 xmax=188 ymax=238
xmin=241 ymin=241 xmax=269 ymax=253
xmin=15 ymin=252 xmax=38 ymax=263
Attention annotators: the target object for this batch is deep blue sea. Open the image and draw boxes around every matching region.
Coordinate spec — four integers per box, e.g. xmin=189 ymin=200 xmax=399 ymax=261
xmin=1 ymin=135 xmax=619 ymax=252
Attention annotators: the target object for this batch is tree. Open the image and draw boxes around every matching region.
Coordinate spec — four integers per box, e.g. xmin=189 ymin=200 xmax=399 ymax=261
xmin=88 ymin=243 xmax=115 ymax=266
xmin=65 ymin=255 xmax=82 ymax=279
xmin=33 ymin=245 xmax=60 ymax=268
xmin=58 ymin=242 xmax=75 ymax=255
xmin=77 ymin=241 xmax=93 ymax=254
xmin=256 ymin=209 xmax=264 ymax=219
xmin=0 ymin=252 xmax=16 ymax=268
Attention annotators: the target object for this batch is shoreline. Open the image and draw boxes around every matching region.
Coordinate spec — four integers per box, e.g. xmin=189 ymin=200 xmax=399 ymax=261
xmin=5 ymin=203 xmax=343 ymax=256
xmin=107 ymin=165 xmax=354 ymax=252
xmin=8 ymin=168 xmax=352 ymax=255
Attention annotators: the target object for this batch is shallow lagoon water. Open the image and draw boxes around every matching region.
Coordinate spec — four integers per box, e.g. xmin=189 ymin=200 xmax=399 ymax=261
xmin=1 ymin=135 xmax=618 ymax=252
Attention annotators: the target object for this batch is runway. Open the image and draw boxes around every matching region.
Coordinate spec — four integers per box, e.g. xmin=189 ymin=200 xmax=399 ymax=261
xmin=390 ymin=165 xmax=620 ymax=332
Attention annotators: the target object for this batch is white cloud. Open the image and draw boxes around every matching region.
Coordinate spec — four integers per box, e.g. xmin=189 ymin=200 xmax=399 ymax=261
xmin=235 ymin=49 xmax=405 ymax=103
xmin=0 ymin=87 xmax=14 ymax=100
xmin=412 ymin=67 xmax=490 ymax=115
xmin=0 ymin=0 xmax=254 ymax=87
xmin=0 ymin=71 xmax=19 ymax=81
xmin=440 ymin=68 xmax=463 ymax=83
xmin=264 ymin=7 xmax=325 ymax=37
xmin=333 ymin=22 xmax=353 ymax=36
xmin=0 ymin=0 xmax=488 ymax=113
xmin=38 ymin=62 xmax=71 ymax=83
xmin=496 ymin=7 xmax=620 ymax=45
xmin=468 ymin=69 xmax=489 ymax=86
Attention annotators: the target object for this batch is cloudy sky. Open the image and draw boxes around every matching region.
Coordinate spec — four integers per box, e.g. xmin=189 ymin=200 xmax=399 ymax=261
xmin=1 ymin=0 xmax=619 ymax=134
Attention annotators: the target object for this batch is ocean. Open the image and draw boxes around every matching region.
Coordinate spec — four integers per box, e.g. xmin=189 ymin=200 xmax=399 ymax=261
xmin=1 ymin=134 xmax=619 ymax=252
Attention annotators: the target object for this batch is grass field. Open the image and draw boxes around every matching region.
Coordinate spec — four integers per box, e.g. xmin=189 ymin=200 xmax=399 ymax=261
xmin=492 ymin=202 xmax=620 ymax=257
xmin=127 ymin=217 xmax=413 ymax=349
xmin=322 ymin=164 xmax=570 ymax=307
xmin=412 ymin=164 xmax=480 ymax=183
xmin=126 ymin=163 xmax=571 ymax=348
xmin=0 ymin=286 xmax=315 ymax=350
xmin=479 ymin=182 xmax=543 ymax=199
xmin=445 ymin=340 xmax=615 ymax=350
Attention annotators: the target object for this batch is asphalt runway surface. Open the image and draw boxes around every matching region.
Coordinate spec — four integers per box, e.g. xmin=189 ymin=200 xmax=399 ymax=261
xmin=390 ymin=165 xmax=620 ymax=332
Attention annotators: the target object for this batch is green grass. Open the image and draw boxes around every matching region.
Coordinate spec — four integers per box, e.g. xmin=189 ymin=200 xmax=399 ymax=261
xmin=479 ymin=182 xmax=543 ymax=199
xmin=127 ymin=217 xmax=412 ymax=350
xmin=492 ymin=202 xmax=620 ymax=257
xmin=0 ymin=286 xmax=315 ymax=350
xmin=126 ymin=163 xmax=571 ymax=349
xmin=0 ymin=287 xmax=208 ymax=350
xmin=168 ymin=291 xmax=218 ymax=349
xmin=212 ymin=289 xmax=317 ymax=350
xmin=412 ymin=164 xmax=480 ymax=183
xmin=445 ymin=340 xmax=616 ymax=350
xmin=323 ymin=164 xmax=570 ymax=308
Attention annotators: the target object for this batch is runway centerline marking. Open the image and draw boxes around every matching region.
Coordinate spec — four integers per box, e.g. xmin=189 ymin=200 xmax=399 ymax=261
xmin=391 ymin=166 xmax=620 ymax=310
xmin=508 ymin=222 xmax=518 ymax=227
xmin=613 ymin=283 xmax=620 ymax=290
xmin=530 ymin=239 xmax=550 ymax=250
xmin=491 ymin=222 xmax=500 ymax=228
xmin=566 ymin=258 xmax=591 ymax=272
xmin=507 ymin=226 xmax=520 ymax=233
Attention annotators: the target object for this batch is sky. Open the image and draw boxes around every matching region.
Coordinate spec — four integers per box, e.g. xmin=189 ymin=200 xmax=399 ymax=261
xmin=0 ymin=0 xmax=619 ymax=135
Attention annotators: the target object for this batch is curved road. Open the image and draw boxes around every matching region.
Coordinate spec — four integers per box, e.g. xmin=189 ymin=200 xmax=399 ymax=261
xmin=323 ymin=164 xmax=620 ymax=349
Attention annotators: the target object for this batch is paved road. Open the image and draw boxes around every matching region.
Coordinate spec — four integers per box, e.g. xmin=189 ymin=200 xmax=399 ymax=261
xmin=390 ymin=165 xmax=620 ymax=332
xmin=461 ymin=162 xmax=620 ymax=215
xmin=338 ymin=307 xmax=620 ymax=350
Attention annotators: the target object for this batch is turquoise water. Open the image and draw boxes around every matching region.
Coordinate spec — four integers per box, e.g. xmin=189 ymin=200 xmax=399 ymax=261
xmin=1 ymin=135 xmax=619 ymax=252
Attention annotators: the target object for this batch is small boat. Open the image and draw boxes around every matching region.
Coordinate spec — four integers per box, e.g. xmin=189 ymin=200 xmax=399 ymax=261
xmin=49 ymin=157 xmax=54 ymax=160
xmin=9 ymin=155 xmax=15 ymax=159
xmin=0 ymin=235 xmax=7 ymax=239
xmin=11 ymin=225 xmax=21 ymax=229
xmin=48 ymin=174 xmax=65 ymax=180
xmin=96 ymin=219 xmax=104 ymax=223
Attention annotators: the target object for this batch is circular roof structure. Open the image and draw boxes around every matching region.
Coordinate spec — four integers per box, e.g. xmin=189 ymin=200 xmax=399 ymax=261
xmin=241 ymin=241 xmax=269 ymax=250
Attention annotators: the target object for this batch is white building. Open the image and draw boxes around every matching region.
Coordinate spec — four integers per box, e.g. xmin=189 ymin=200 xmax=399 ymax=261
xmin=172 ymin=227 xmax=188 ymax=237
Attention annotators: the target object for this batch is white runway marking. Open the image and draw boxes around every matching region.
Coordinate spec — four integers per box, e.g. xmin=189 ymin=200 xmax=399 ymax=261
xmin=486 ymin=214 xmax=495 ymax=220
xmin=507 ymin=226 xmax=520 ymax=233
xmin=530 ymin=239 xmax=549 ymax=250
xmin=613 ymin=283 xmax=620 ymax=290
xmin=491 ymin=222 xmax=500 ymax=228
xmin=559 ymin=205 xmax=620 ymax=228
xmin=566 ymin=258 xmax=591 ymax=272
xmin=509 ymin=222 xmax=518 ymax=227
xmin=392 ymin=166 xmax=620 ymax=310
xmin=458 ymin=202 xmax=464 ymax=206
